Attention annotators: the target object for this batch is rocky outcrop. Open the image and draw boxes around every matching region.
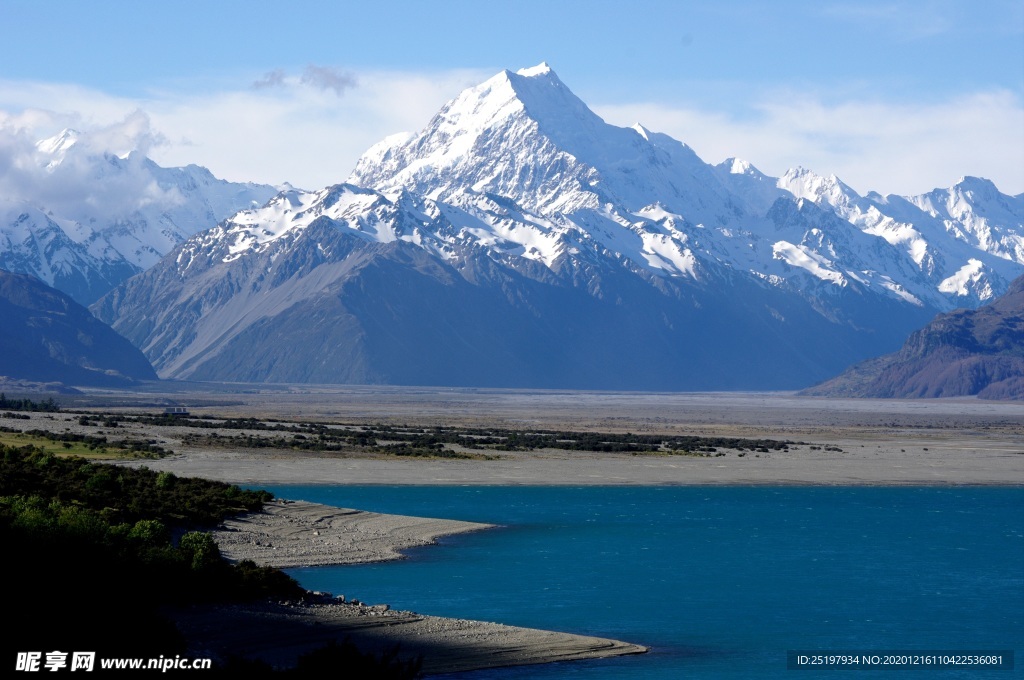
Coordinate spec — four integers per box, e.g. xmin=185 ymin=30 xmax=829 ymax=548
xmin=803 ymin=275 xmax=1024 ymax=399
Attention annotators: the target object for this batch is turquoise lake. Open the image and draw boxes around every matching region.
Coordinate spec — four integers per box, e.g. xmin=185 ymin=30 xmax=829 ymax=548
xmin=269 ymin=486 xmax=1023 ymax=678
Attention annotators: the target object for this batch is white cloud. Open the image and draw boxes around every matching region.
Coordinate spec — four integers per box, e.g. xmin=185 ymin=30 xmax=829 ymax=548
xmin=152 ymin=68 xmax=493 ymax=189
xmin=251 ymin=64 xmax=358 ymax=97
xmin=0 ymin=109 xmax=182 ymax=221
xmin=1 ymin=69 xmax=1021 ymax=199
xmin=0 ymin=68 xmax=492 ymax=190
xmin=594 ymin=89 xmax=1024 ymax=196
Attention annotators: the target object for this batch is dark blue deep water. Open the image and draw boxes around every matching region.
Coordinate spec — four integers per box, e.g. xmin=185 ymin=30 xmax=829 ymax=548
xmin=268 ymin=486 xmax=1023 ymax=678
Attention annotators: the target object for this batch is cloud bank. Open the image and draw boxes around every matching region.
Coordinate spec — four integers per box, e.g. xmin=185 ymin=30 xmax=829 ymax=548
xmin=1 ymin=67 xmax=1020 ymax=197
xmin=593 ymin=88 xmax=1024 ymax=197
xmin=0 ymin=109 xmax=184 ymax=221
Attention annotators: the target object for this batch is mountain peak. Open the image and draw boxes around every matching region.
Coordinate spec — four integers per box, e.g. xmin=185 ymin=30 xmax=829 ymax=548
xmin=779 ymin=166 xmax=857 ymax=204
xmin=515 ymin=62 xmax=554 ymax=78
xmin=951 ymin=176 xmax=1000 ymax=198
xmin=348 ymin=63 xmax=620 ymax=210
xmin=631 ymin=123 xmax=653 ymax=141
xmin=954 ymin=175 xmax=996 ymax=188
xmin=499 ymin=63 xmax=592 ymax=125
xmin=719 ymin=157 xmax=767 ymax=179
xmin=36 ymin=128 xmax=80 ymax=156
xmin=348 ymin=64 xmax=748 ymax=220
xmin=36 ymin=129 xmax=81 ymax=170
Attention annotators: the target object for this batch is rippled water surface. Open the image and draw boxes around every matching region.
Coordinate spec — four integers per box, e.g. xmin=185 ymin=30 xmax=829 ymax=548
xmin=271 ymin=486 xmax=1023 ymax=678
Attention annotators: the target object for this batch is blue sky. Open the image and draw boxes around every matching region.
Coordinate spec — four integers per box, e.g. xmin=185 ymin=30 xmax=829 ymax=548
xmin=1 ymin=0 xmax=1021 ymax=195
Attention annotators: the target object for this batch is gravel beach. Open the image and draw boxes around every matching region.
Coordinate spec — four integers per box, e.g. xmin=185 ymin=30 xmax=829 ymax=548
xmin=212 ymin=498 xmax=494 ymax=568
xmin=197 ymin=498 xmax=646 ymax=674
xmin=172 ymin=597 xmax=647 ymax=675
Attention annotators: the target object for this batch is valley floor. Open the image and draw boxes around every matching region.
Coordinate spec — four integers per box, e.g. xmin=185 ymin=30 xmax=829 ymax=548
xmin=6 ymin=387 xmax=1021 ymax=674
xmin=126 ymin=433 xmax=1023 ymax=487
xmin=37 ymin=386 xmax=1024 ymax=486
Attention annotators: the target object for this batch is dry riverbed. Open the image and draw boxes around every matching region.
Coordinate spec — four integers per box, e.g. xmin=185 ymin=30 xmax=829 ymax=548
xmin=6 ymin=390 xmax=1023 ymax=486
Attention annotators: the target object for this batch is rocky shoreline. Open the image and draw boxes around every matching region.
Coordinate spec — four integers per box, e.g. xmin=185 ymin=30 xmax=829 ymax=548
xmin=213 ymin=499 xmax=495 ymax=568
xmin=173 ymin=595 xmax=647 ymax=675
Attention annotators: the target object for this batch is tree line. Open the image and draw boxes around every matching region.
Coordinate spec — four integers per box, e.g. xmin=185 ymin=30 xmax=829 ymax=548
xmin=0 ymin=444 xmax=420 ymax=677
xmin=107 ymin=412 xmax=800 ymax=455
xmin=0 ymin=393 xmax=59 ymax=412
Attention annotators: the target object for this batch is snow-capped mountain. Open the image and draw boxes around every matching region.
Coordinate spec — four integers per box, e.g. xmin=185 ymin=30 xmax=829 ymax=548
xmin=0 ymin=130 xmax=277 ymax=304
xmin=352 ymin=64 xmax=1022 ymax=312
xmin=771 ymin=169 xmax=1023 ymax=307
xmin=94 ymin=64 xmax=1024 ymax=390
xmin=96 ymin=181 xmax=887 ymax=388
xmin=351 ymin=63 xmax=743 ymax=222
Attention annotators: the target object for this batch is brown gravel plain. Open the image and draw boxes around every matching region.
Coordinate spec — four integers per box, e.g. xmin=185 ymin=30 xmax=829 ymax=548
xmin=32 ymin=385 xmax=1024 ymax=487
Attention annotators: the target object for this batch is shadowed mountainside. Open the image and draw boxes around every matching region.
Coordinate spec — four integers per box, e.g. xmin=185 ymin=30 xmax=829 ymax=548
xmin=802 ymin=275 xmax=1024 ymax=399
xmin=0 ymin=269 xmax=157 ymax=386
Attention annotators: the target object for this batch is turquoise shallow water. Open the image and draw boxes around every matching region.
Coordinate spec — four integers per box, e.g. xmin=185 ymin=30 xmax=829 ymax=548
xmin=268 ymin=486 xmax=1023 ymax=678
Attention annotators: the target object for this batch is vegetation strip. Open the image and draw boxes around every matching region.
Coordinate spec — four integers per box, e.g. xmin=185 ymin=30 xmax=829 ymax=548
xmin=1 ymin=444 xmax=420 ymax=676
xmin=0 ymin=393 xmax=59 ymax=412
xmin=110 ymin=413 xmax=805 ymax=456
xmin=0 ymin=425 xmax=169 ymax=458
xmin=0 ymin=403 xmax=814 ymax=458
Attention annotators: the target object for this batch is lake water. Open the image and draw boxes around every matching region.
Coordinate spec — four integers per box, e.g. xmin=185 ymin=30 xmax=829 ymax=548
xmin=269 ymin=486 xmax=1023 ymax=678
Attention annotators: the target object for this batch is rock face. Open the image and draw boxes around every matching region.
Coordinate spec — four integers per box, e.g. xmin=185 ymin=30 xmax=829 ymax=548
xmin=92 ymin=188 xmax=920 ymax=389
xmin=802 ymin=275 xmax=1024 ymax=399
xmin=92 ymin=65 xmax=1024 ymax=390
xmin=0 ymin=269 xmax=157 ymax=386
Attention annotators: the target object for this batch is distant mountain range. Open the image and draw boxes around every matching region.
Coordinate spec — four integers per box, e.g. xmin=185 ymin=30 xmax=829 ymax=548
xmin=0 ymin=269 xmax=156 ymax=386
xmin=803 ymin=274 xmax=1024 ymax=399
xmin=91 ymin=64 xmax=1024 ymax=390
xmin=0 ymin=129 xmax=277 ymax=305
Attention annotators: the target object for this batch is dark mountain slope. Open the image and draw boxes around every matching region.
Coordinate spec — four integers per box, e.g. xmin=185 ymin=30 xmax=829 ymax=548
xmin=94 ymin=215 xmax=920 ymax=390
xmin=0 ymin=269 xmax=157 ymax=386
xmin=802 ymin=275 xmax=1024 ymax=399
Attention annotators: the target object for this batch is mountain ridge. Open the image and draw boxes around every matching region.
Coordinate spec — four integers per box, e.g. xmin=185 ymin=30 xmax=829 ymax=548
xmin=802 ymin=275 xmax=1024 ymax=399
xmin=1 ymin=131 xmax=278 ymax=304
xmin=92 ymin=64 xmax=1024 ymax=390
